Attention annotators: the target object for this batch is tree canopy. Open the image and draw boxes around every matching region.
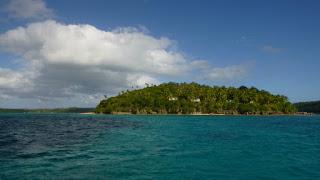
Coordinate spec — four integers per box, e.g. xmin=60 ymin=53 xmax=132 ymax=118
xmin=294 ymin=101 xmax=320 ymax=114
xmin=95 ymin=82 xmax=296 ymax=115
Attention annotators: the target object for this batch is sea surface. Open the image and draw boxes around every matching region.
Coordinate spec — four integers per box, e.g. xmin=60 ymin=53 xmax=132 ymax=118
xmin=0 ymin=113 xmax=319 ymax=179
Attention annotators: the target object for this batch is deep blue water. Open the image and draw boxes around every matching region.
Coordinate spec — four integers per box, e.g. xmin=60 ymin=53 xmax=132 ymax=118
xmin=0 ymin=114 xmax=319 ymax=179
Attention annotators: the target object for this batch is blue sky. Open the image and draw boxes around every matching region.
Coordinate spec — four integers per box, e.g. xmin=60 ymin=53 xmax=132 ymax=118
xmin=0 ymin=0 xmax=319 ymax=108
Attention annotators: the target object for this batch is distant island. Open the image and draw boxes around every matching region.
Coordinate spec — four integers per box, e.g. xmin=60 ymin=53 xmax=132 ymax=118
xmin=95 ymin=82 xmax=297 ymax=115
xmin=294 ymin=101 xmax=320 ymax=114
xmin=0 ymin=107 xmax=95 ymax=113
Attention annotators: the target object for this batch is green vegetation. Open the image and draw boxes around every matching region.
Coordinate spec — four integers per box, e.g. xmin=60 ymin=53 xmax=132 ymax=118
xmin=294 ymin=101 xmax=320 ymax=114
xmin=0 ymin=107 xmax=95 ymax=113
xmin=96 ymin=82 xmax=296 ymax=115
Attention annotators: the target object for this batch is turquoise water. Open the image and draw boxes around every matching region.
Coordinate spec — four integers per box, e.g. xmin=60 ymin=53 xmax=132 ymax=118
xmin=0 ymin=114 xmax=319 ymax=179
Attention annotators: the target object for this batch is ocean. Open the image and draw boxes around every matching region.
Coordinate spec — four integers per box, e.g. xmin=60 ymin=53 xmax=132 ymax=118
xmin=0 ymin=113 xmax=319 ymax=179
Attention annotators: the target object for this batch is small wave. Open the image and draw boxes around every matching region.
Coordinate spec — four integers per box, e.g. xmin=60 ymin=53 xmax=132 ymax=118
xmin=17 ymin=151 xmax=52 ymax=159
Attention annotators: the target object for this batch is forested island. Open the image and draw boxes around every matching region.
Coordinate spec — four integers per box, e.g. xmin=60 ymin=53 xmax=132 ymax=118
xmin=0 ymin=107 xmax=95 ymax=113
xmin=294 ymin=101 xmax=320 ymax=114
xmin=95 ymin=82 xmax=297 ymax=115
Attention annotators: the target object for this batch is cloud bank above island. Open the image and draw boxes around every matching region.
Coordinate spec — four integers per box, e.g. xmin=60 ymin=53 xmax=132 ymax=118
xmin=0 ymin=20 xmax=249 ymax=107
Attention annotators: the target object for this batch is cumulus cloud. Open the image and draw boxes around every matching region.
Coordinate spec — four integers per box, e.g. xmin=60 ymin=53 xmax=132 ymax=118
xmin=0 ymin=20 xmax=189 ymax=104
xmin=0 ymin=20 xmax=249 ymax=107
xmin=0 ymin=68 xmax=24 ymax=88
xmin=262 ymin=45 xmax=281 ymax=53
xmin=4 ymin=0 xmax=54 ymax=20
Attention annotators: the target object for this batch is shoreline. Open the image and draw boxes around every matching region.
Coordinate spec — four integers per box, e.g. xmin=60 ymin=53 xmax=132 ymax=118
xmin=79 ymin=112 xmax=96 ymax=115
xmin=88 ymin=112 xmax=314 ymax=116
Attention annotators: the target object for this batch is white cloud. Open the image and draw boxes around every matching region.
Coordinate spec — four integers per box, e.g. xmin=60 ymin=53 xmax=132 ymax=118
xmin=190 ymin=60 xmax=209 ymax=70
xmin=0 ymin=67 xmax=37 ymax=90
xmin=0 ymin=21 xmax=188 ymax=76
xmin=190 ymin=60 xmax=251 ymax=81
xmin=262 ymin=45 xmax=281 ymax=53
xmin=4 ymin=0 xmax=54 ymax=20
xmin=0 ymin=20 xmax=250 ymax=107
xmin=205 ymin=65 xmax=249 ymax=80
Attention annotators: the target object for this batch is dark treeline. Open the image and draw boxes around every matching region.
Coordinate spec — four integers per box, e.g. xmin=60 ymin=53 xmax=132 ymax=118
xmin=0 ymin=107 xmax=95 ymax=113
xmin=294 ymin=101 xmax=320 ymax=114
xmin=96 ymin=82 xmax=296 ymax=115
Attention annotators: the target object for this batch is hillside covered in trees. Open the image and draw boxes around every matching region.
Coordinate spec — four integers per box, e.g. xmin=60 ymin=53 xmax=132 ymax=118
xmin=294 ymin=101 xmax=320 ymax=114
xmin=96 ymin=82 xmax=296 ymax=115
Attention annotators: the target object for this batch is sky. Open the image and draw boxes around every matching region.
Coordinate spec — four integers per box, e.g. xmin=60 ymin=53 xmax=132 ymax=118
xmin=0 ymin=0 xmax=319 ymax=108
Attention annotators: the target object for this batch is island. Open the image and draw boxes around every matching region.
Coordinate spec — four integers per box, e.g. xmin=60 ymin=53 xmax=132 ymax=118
xmin=0 ymin=107 xmax=95 ymax=113
xmin=294 ymin=101 xmax=320 ymax=114
xmin=95 ymin=82 xmax=297 ymax=115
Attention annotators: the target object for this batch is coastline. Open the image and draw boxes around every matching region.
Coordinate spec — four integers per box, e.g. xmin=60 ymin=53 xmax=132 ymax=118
xmin=87 ymin=111 xmax=314 ymax=116
xmin=79 ymin=112 xmax=96 ymax=115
